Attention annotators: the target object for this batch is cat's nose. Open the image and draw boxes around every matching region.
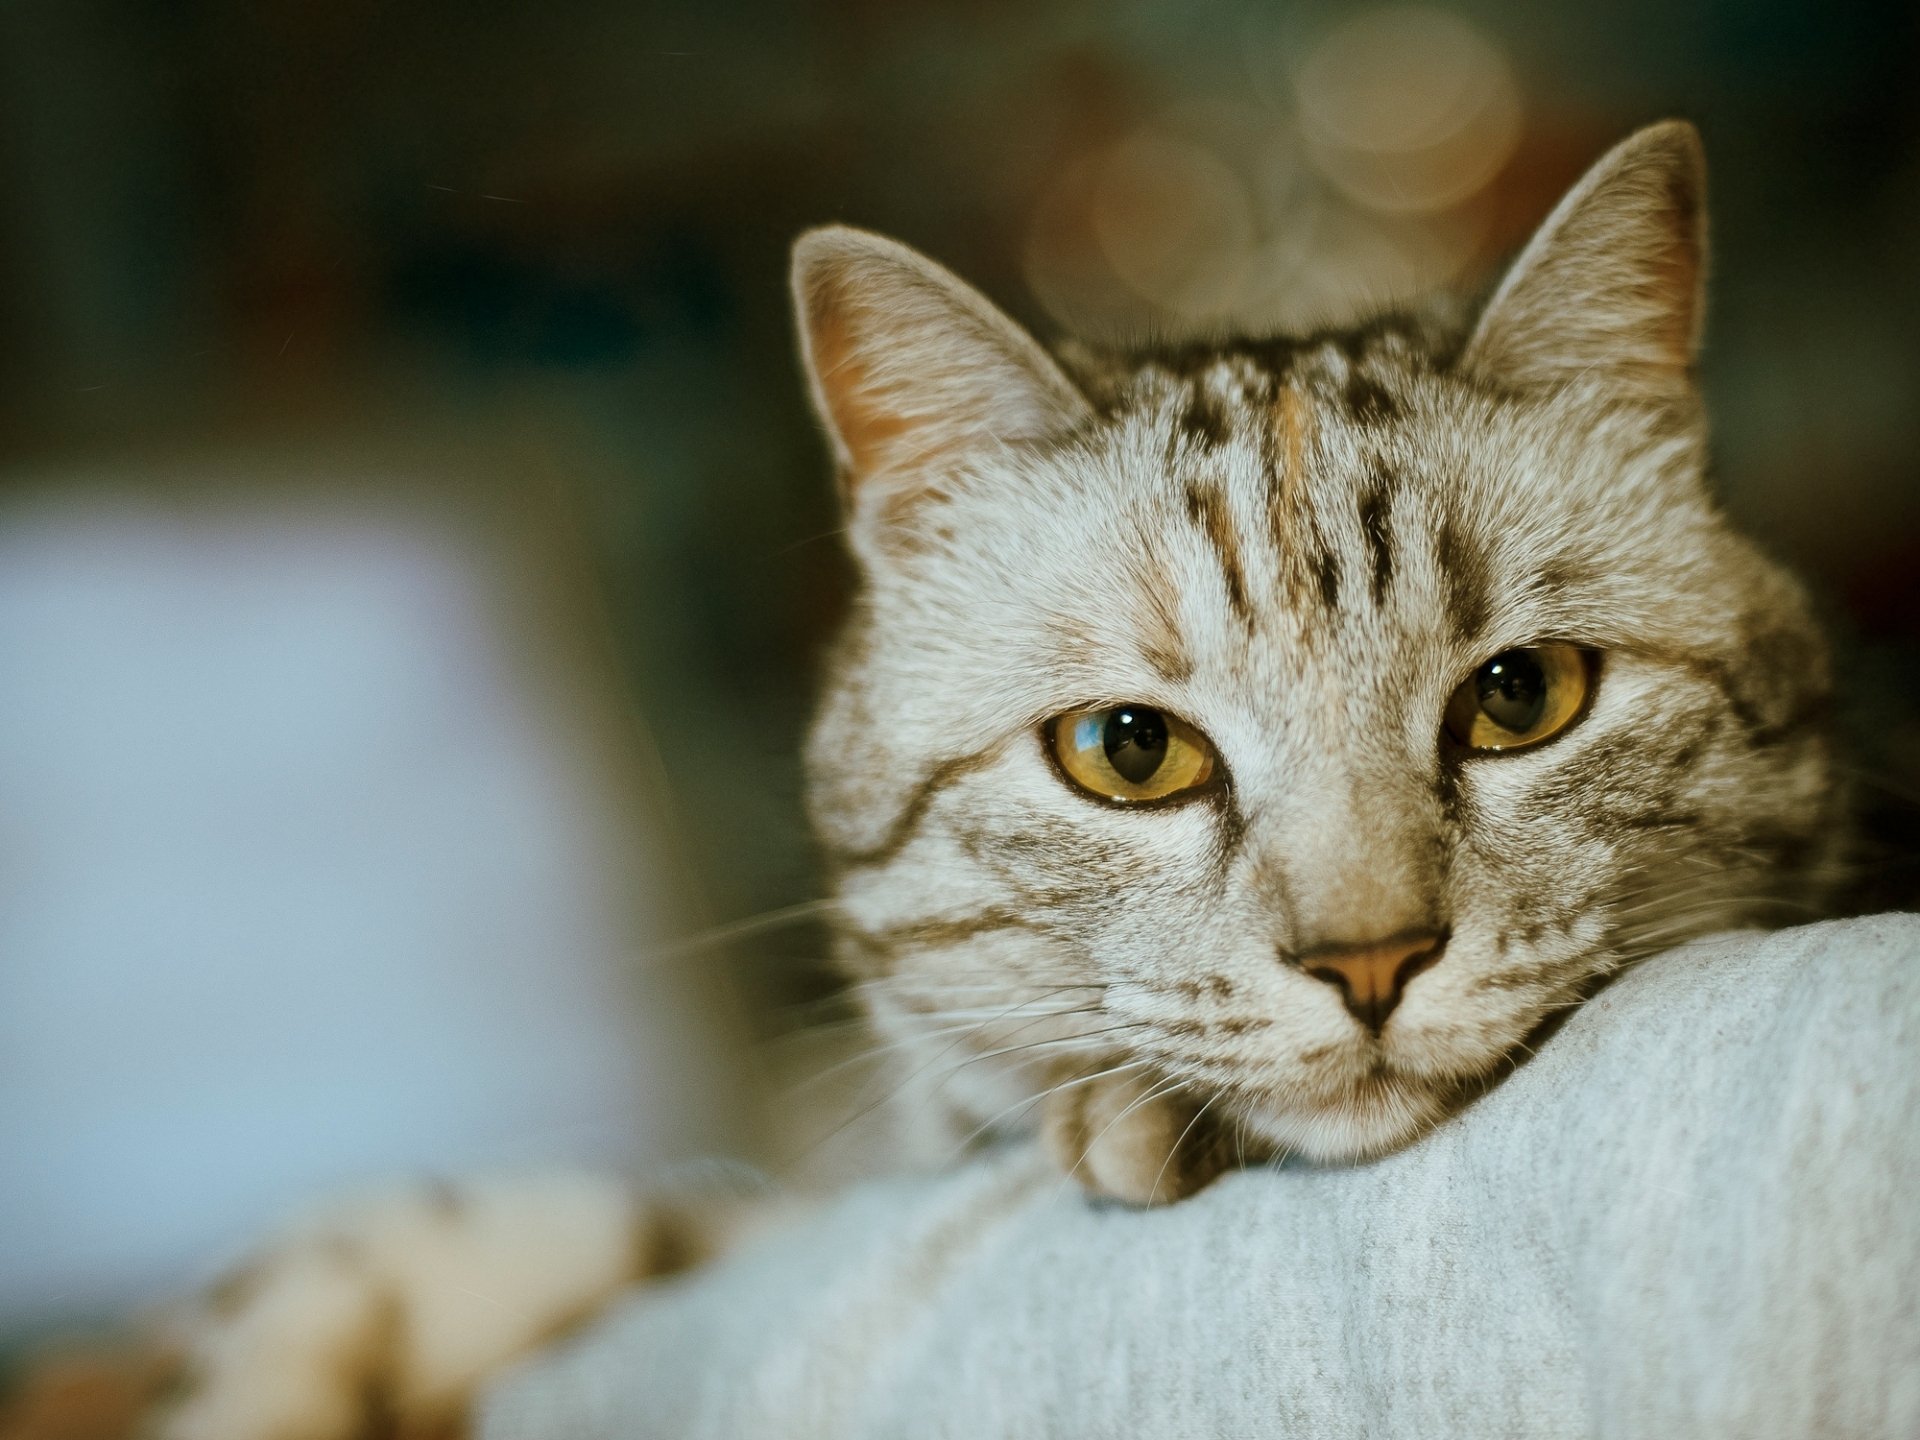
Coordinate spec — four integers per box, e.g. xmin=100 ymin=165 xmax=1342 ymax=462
xmin=1294 ymin=931 xmax=1447 ymax=1033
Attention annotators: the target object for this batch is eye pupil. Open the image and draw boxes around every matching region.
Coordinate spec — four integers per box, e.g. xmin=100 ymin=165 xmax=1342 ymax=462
xmin=1103 ymin=707 xmax=1169 ymax=784
xmin=1476 ymin=650 xmax=1547 ymax=732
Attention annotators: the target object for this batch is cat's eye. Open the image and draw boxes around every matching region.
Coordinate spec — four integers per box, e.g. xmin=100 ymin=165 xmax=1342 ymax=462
xmin=1046 ymin=705 xmax=1218 ymax=804
xmin=1444 ymin=645 xmax=1595 ymax=753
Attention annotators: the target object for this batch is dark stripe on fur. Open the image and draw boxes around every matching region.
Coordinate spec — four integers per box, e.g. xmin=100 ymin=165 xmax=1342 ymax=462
xmin=1184 ymin=481 xmax=1253 ymax=625
xmin=1344 ymin=373 xmax=1401 ymax=423
xmin=1311 ymin=542 xmax=1341 ymax=611
xmin=1436 ymin=515 xmax=1490 ymax=641
xmin=1178 ymin=388 xmax=1231 ymax=448
xmin=848 ymin=907 xmax=1048 ymax=955
xmin=828 ymin=748 xmax=997 ymax=869
xmin=1359 ymin=464 xmax=1397 ymax=604
xmin=1143 ymin=639 xmax=1194 ymax=684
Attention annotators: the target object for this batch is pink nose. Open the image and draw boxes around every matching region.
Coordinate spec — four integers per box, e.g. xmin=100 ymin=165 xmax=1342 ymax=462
xmin=1297 ymin=932 xmax=1447 ymax=1033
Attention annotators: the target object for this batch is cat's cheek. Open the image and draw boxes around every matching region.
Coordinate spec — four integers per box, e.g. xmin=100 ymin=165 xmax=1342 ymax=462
xmin=1388 ymin=907 xmax=1617 ymax=1079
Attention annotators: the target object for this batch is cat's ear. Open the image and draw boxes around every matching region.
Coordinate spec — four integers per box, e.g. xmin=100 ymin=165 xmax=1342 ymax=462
xmin=1461 ymin=121 xmax=1707 ymax=399
xmin=791 ymin=226 xmax=1093 ymax=507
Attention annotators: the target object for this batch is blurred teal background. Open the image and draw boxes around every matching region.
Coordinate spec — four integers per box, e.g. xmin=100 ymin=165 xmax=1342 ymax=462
xmin=1 ymin=0 xmax=1917 ymax=1368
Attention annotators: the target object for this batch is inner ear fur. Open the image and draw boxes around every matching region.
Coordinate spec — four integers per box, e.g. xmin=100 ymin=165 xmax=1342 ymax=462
xmin=790 ymin=225 xmax=1092 ymax=506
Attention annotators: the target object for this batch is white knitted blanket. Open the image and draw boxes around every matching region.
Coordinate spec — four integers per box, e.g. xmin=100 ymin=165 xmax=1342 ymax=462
xmin=481 ymin=916 xmax=1920 ymax=1438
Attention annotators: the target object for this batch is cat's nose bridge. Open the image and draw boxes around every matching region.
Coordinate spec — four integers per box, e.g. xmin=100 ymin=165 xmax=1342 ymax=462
xmin=1255 ymin=776 xmax=1440 ymax=934
xmin=1293 ymin=931 xmax=1448 ymax=1032
xmin=1241 ymin=760 xmax=1448 ymax=991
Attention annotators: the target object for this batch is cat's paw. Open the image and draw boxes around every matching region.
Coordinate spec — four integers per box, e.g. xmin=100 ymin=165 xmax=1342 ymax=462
xmin=150 ymin=1175 xmax=687 ymax=1440
xmin=1041 ymin=1071 xmax=1237 ymax=1206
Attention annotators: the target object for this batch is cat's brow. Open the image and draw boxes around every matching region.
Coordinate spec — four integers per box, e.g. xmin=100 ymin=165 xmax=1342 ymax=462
xmin=1435 ymin=514 xmax=1491 ymax=643
xmin=1134 ymin=549 xmax=1194 ymax=683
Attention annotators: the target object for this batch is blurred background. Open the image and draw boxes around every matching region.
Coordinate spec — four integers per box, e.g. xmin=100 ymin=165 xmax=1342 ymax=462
xmin=2 ymin=0 xmax=1917 ymax=1383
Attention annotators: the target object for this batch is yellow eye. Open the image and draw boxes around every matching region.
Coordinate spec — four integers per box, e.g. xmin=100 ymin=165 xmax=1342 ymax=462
xmin=1444 ymin=645 xmax=1595 ymax=752
xmin=1046 ymin=705 xmax=1218 ymax=804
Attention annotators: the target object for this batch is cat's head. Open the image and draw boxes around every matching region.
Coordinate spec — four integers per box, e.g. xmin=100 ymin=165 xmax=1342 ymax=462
xmin=793 ymin=122 xmax=1837 ymax=1161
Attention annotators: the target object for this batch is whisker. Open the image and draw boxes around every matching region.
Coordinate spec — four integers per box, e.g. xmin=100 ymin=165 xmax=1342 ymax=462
xmin=955 ymin=1020 xmax=1147 ymax=1071
xmin=787 ymin=1003 xmax=1124 ymax=1098
xmin=938 ymin=1057 xmax=1154 ymax=1164
xmin=1147 ymin=1091 xmax=1221 ymax=1204
xmin=637 ymin=899 xmax=842 ymax=962
xmin=1052 ymin=1072 xmax=1190 ymax=1207
xmin=784 ymin=990 xmax=1121 ymax=1165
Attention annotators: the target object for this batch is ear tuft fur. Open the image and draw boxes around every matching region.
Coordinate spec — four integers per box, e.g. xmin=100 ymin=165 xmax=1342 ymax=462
xmin=1462 ymin=121 xmax=1707 ymax=398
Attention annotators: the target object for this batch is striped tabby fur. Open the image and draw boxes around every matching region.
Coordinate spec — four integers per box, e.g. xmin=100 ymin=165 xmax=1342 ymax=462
xmin=151 ymin=122 xmax=1840 ymax=1440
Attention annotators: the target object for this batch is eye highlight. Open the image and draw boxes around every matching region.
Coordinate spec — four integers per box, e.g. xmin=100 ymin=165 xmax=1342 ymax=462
xmin=1046 ymin=705 xmax=1217 ymax=804
xmin=1444 ymin=645 xmax=1595 ymax=753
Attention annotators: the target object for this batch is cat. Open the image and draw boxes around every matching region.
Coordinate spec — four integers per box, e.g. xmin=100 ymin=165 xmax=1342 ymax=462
xmin=149 ymin=120 xmax=1839 ymax=1440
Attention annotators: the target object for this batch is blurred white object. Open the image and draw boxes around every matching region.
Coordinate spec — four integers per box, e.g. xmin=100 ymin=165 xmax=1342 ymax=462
xmin=0 ymin=480 xmax=740 ymax=1325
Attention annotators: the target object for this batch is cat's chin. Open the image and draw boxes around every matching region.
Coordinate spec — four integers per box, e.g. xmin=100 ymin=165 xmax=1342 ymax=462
xmin=1234 ymin=1067 xmax=1470 ymax=1164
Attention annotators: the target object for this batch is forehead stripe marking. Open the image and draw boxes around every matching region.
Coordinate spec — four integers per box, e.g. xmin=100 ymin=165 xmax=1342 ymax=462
xmin=1437 ymin=515 xmax=1490 ymax=642
xmin=1268 ymin=384 xmax=1343 ymax=613
xmin=1178 ymin=384 xmax=1232 ymax=448
xmin=1343 ymin=371 xmax=1401 ymax=423
xmin=1184 ymin=481 xmax=1253 ymax=626
xmin=1275 ymin=383 xmax=1307 ymax=504
xmin=1359 ymin=462 xmax=1397 ymax=605
xmin=1268 ymin=383 xmax=1308 ymax=589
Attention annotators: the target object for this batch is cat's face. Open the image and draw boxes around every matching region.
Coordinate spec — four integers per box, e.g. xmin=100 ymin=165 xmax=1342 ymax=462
xmin=795 ymin=123 xmax=1836 ymax=1162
